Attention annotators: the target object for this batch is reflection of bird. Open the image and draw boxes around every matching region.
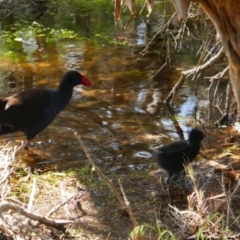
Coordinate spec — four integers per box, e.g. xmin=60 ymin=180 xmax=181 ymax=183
xmin=157 ymin=129 xmax=205 ymax=184
xmin=0 ymin=71 xmax=91 ymax=150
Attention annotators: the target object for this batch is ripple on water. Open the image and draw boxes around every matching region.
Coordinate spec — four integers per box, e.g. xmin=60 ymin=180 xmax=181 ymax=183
xmin=128 ymin=164 xmax=149 ymax=171
xmin=133 ymin=151 xmax=152 ymax=159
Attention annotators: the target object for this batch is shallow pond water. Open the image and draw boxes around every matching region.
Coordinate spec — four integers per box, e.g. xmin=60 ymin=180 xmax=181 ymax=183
xmin=0 ymin=1 xmax=227 ymax=172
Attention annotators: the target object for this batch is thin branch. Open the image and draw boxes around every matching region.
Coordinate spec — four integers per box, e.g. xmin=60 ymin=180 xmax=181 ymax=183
xmin=118 ymin=179 xmax=136 ymax=226
xmin=75 ymin=132 xmax=139 ymax=227
xmin=0 ymin=202 xmax=73 ymax=228
xmin=165 ymin=46 xmax=225 ymax=104
xmin=46 ymin=194 xmax=75 ymax=218
xmin=27 ymin=178 xmax=37 ymax=212
xmin=182 ymin=46 xmax=225 ymax=77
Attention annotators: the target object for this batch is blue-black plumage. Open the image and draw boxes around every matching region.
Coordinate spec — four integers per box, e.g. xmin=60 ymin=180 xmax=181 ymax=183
xmin=0 ymin=70 xmax=91 ymax=149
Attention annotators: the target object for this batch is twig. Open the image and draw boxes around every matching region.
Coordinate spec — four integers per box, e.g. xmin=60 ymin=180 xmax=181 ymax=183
xmin=4 ymin=197 xmax=28 ymax=207
xmin=1 ymin=180 xmax=11 ymax=200
xmin=182 ymin=46 xmax=225 ymax=77
xmin=118 ymin=179 xmax=137 ymax=227
xmin=27 ymin=178 xmax=37 ymax=212
xmin=207 ymin=66 xmax=229 ymax=112
xmin=151 ymin=62 xmax=167 ymax=78
xmin=59 ymin=181 xmax=71 ymax=218
xmin=25 ymin=178 xmax=38 ymax=237
xmin=46 ymin=194 xmax=75 ymax=218
xmin=165 ymin=46 xmax=225 ymax=104
xmin=75 ymin=132 xmax=139 ymax=227
xmin=207 ymin=66 xmax=229 ymax=83
xmin=164 ymin=75 xmax=186 ymax=104
xmin=0 ymin=202 xmax=73 ymax=228
xmin=140 ymin=11 xmax=176 ymax=56
xmin=231 ymin=179 xmax=240 ymax=198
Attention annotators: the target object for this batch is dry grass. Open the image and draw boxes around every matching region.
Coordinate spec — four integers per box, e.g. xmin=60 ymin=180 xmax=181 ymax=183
xmin=0 ymin=143 xmax=90 ymax=239
xmin=167 ymin=163 xmax=240 ymax=239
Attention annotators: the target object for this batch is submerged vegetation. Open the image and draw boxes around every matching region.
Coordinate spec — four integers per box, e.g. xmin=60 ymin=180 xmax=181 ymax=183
xmin=1 ymin=21 xmax=79 ymax=59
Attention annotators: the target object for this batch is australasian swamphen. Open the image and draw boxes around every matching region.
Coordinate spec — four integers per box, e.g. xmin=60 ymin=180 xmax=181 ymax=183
xmin=0 ymin=70 xmax=91 ymax=149
xmin=157 ymin=128 xmax=205 ymax=184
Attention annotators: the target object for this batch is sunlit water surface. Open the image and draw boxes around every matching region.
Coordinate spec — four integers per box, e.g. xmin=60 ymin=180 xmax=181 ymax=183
xmin=0 ymin=1 xmax=226 ymax=172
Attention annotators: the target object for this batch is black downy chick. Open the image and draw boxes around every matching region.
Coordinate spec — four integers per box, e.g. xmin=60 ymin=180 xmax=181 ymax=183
xmin=157 ymin=129 xmax=205 ymax=184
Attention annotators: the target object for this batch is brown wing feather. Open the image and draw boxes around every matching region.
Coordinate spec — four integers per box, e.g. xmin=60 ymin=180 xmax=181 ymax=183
xmin=0 ymin=89 xmax=51 ymax=131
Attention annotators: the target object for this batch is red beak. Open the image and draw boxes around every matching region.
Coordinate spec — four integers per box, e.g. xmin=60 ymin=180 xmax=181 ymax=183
xmin=81 ymin=75 xmax=92 ymax=87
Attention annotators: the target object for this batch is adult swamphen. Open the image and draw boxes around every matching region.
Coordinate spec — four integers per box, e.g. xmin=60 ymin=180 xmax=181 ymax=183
xmin=0 ymin=70 xmax=91 ymax=149
xmin=157 ymin=129 xmax=205 ymax=184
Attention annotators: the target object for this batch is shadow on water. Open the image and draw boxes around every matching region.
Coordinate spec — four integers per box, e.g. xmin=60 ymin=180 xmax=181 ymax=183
xmin=0 ymin=1 xmax=225 ymax=173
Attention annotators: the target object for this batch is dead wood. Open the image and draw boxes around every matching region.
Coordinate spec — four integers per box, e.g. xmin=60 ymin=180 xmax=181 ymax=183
xmin=0 ymin=202 xmax=74 ymax=228
xmin=165 ymin=46 xmax=225 ymax=105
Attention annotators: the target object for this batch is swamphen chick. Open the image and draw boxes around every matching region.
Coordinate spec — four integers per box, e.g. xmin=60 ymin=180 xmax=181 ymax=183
xmin=157 ymin=129 xmax=204 ymax=184
xmin=0 ymin=70 xmax=91 ymax=149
